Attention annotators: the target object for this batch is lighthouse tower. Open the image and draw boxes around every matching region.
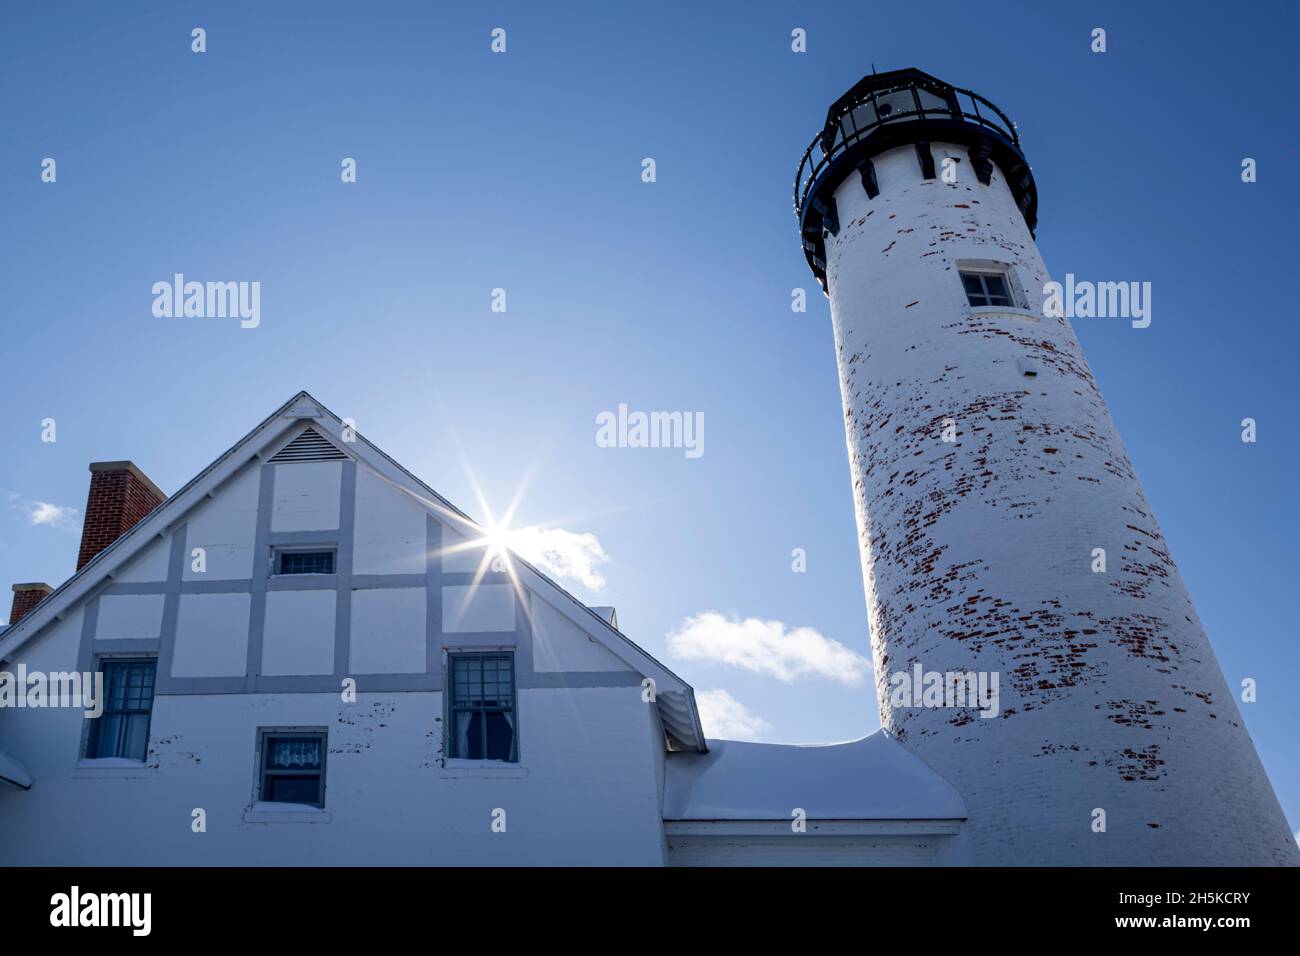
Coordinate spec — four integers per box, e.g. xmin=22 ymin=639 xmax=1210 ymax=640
xmin=794 ymin=68 xmax=1297 ymax=865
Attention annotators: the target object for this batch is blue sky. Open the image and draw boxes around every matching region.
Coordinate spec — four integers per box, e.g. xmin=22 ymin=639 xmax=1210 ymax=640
xmin=1 ymin=1 xmax=1296 ymax=832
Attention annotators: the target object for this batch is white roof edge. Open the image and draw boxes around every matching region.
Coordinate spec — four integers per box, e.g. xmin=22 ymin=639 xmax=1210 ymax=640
xmin=0 ymin=391 xmax=707 ymax=753
xmin=662 ymin=820 xmax=963 ymax=837
xmin=662 ymin=730 xmax=966 ymax=820
xmin=0 ymin=390 xmax=313 ymax=663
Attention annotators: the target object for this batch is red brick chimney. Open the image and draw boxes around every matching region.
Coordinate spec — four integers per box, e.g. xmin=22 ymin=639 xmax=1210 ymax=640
xmin=76 ymin=461 xmax=166 ymax=571
xmin=9 ymin=583 xmax=53 ymax=625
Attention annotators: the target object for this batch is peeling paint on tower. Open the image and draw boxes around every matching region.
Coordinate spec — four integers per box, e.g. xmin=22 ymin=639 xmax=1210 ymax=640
xmin=794 ymin=68 xmax=1298 ymax=865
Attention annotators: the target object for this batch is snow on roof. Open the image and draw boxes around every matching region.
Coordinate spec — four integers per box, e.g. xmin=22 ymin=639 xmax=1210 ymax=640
xmin=663 ymin=730 xmax=966 ymax=821
xmin=0 ymin=750 xmax=34 ymax=790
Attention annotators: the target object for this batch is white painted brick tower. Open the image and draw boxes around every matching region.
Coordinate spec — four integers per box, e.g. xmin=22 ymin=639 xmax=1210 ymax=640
xmin=794 ymin=69 xmax=1297 ymax=865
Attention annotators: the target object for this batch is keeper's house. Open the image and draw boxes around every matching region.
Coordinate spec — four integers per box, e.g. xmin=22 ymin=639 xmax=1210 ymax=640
xmin=0 ymin=392 xmax=965 ymax=866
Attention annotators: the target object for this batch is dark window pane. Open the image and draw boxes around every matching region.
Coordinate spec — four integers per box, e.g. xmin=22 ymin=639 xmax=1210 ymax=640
xmin=848 ymin=103 xmax=875 ymax=135
xmin=277 ymin=551 xmax=335 ymax=575
xmin=266 ymin=775 xmax=321 ymax=804
xmin=916 ymin=87 xmax=950 ymax=114
xmin=874 ymin=88 xmax=915 ymax=119
xmin=88 ymin=659 xmax=156 ymax=760
xmin=484 ymin=712 xmax=515 ymax=761
xmin=123 ymin=714 xmax=150 ymax=761
xmin=449 ymin=653 xmax=516 ymax=761
xmin=960 ymin=271 xmax=1014 ymax=309
xmin=90 ymin=715 xmax=122 ymax=759
xmin=984 ymin=275 xmax=1011 ymax=300
xmin=465 ymin=711 xmax=484 ymax=759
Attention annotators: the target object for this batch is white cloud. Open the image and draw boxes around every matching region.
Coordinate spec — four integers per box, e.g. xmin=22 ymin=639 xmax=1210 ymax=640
xmin=10 ymin=496 xmax=80 ymax=531
xmin=695 ymin=689 xmax=772 ymax=741
xmin=667 ymin=611 xmax=870 ymax=685
xmin=507 ymin=526 xmax=609 ymax=591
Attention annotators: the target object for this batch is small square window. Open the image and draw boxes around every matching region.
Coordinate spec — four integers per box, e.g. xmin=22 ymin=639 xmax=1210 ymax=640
xmin=960 ymin=270 xmax=1015 ymax=308
xmin=87 ymin=658 xmax=156 ymax=761
xmin=259 ymin=732 xmax=327 ymax=807
xmin=273 ymin=549 xmax=335 ymax=575
xmin=448 ymin=652 xmax=517 ymax=762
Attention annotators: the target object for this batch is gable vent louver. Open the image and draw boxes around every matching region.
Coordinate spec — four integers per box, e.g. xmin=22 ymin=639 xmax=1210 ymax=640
xmin=269 ymin=427 xmax=348 ymax=463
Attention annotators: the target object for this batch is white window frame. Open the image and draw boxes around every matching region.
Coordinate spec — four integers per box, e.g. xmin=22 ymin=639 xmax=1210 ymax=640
xmin=955 ymin=260 xmax=1040 ymax=320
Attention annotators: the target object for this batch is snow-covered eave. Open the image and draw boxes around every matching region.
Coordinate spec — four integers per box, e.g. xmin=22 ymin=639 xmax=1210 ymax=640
xmin=662 ymin=819 xmax=964 ymax=836
xmin=0 ymin=751 xmax=34 ymax=790
xmin=663 ymin=731 xmax=967 ymax=819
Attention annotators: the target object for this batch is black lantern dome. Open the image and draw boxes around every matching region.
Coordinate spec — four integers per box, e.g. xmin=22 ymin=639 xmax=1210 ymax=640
xmin=794 ymin=68 xmax=1037 ymax=290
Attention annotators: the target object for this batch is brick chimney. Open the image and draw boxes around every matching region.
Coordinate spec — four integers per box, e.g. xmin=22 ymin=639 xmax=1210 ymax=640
xmin=9 ymin=583 xmax=53 ymax=625
xmin=76 ymin=461 xmax=166 ymax=571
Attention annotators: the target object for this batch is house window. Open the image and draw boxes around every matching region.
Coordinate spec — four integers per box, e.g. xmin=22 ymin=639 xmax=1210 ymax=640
xmin=87 ymin=658 xmax=157 ymax=761
xmin=259 ymin=732 xmax=327 ymax=806
xmin=448 ymin=652 xmax=517 ymax=762
xmin=960 ymin=270 xmax=1015 ymax=308
xmin=273 ymin=549 xmax=335 ymax=575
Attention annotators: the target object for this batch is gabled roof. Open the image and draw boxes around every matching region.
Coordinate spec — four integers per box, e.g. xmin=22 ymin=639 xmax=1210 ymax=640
xmin=0 ymin=391 xmax=706 ymax=752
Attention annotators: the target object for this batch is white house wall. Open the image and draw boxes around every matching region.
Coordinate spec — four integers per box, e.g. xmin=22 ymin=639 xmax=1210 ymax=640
xmin=94 ymin=593 xmax=164 ymax=642
xmin=184 ymin=463 xmax=260 ymax=581
xmin=665 ymin=831 xmax=959 ymax=867
xmin=532 ymin=595 xmax=630 ymax=673
xmin=442 ymin=584 xmax=514 ymax=633
xmin=349 ymin=588 xmax=425 ymax=674
xmin=0 ymin=687 xmax=666 ymax=865
xmin=113 ymin=535 xmax=171 ymax=584
xmin=352 ymin=468 xmax=426 ymax=575
xmin=270 ymin=461 xmax=342 ymax=532
xmin=262 ymin=590 xmax=337 ymax=676
xmin=173 ymin=593 xmax=251 ymax=677
xmin=0 ymin=450 xmax=664 ymax=865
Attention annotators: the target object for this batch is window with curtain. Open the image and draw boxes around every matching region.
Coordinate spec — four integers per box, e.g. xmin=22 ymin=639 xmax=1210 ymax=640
xmin=448 ymin=653 xmax=517 ymax=762
xmin=259 ymin=732 xmax=327 ymax=806
xmin=87 ymin=658 xmax=156 ymax=761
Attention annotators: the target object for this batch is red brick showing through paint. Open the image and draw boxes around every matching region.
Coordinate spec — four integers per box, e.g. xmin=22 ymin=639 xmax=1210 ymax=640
xmin=821 ymin=142 xmax=1298 ymax=865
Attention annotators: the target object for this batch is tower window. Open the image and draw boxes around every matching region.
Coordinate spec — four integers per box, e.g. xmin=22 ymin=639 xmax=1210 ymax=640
xmin=960 ymin=270 xmax=1014 ymax=308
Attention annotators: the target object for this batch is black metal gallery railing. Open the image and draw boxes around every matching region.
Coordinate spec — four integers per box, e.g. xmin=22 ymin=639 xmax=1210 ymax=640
xmin=794 ymin=76 xmax=1021 ymax=219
